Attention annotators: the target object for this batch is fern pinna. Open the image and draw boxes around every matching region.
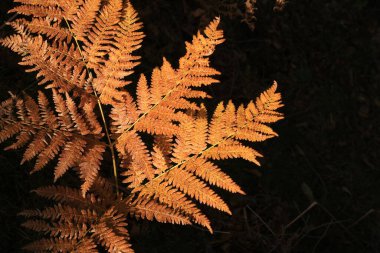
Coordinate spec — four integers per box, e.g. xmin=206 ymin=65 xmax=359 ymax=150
xmin=0 ymin=0 xmax=284 ymax=252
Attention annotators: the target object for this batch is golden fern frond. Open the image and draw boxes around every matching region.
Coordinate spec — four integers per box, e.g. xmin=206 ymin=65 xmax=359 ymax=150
xmin=0 ymin=27 xmax=87 ymax=93
xmin=203 ymin=140 xmax=263 ymax=165
xmin=112 ymin=18 xmax=224 ymax=188
xmin=81 ymin=0 xmax=123 ymax=70
xmin=79 ymin=144 xmax=106 ymax=196
xmin=153 ymin=135 xmax=173 ymax=166
xmin=0 ymin=90 xmax=105 ymax=196
xmin=3 ymin=0 xmax=144 ymax=104
xmin=21 ymin=177 xmax=211 ymax=252
xmin=127 ymin=198 xmax=192 ymax=225
xmin=21 ymin=238 xmax=97 ymax=253
xmin=183 ymin=157 xmax=245 ymax=194
xmin=18 ymin=17 xmax=72 ymax=41
xmin=178 ymin=18 xmax=225 ymax=87
xmin=135 ymin=180 xmax=212 ymax=232
xmin=77 ymin=0 xmax=144 ymax=105
xmin=165 ymin=169 xmax=231 ymax=214
xmin=71 ymin=0 xmax=102 ymax=41
xmin=92 ymin=207 xmax=133 ymax=253
xmin=20 ymin=180 xmax=133 ymax=253
xmin=91 ymin=2 xmax=144 ymax=104
xmin=128 ymin=83 xmax=282 ymax=231
xmin=13 ymin=0 xmax=66 ymax=6
xmin=11 ymin=0 xmax=81 ymax=21
xmin=110 ymin=17 xmax=223 ymax=118
xmin=116 ymin=130 xmax=155 ymax=188
xmin=32 ymin=177 xmax=115 ymax=210
xmin=10 ymin=4 xmax=65 ymax=21
xmin=172 ymin=106 xmax=208 ymax=163
xmin=152 ymin=145 xmax=169 ymax=174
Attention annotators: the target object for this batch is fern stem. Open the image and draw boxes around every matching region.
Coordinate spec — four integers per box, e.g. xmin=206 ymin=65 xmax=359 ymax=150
xmin=63 ymin=19 xmax=119 ymax=196
xmin=94 ymin=93 xmax=120 ymax=196
xmin=0 ymin=13 xmax=18 ymax=31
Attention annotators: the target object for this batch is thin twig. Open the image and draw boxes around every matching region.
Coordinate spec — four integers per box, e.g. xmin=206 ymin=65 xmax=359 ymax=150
xmin=284 ymin=201 xmax=368 ymax=249
xmin=0 ymin=13 xmax=18 ymax=31
xmin=246 ymin=205 xmax=276 ymax=236
xmin=191 ymin=224 xmax=231 ymax=234
xmin=348 ymin=209 xmax=375 ymax=228
xmin=317 ymin=203 xmax=367 ymax=248
xmin=311 ymin=221 xmax=333 ymax=253
xmin=285 ymin=201 xmax=318 ymax=229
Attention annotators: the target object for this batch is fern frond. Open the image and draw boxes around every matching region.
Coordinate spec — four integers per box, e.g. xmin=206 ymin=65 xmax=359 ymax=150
xmin=0 ymin=30 xmax=87 ymax=93
xmin=153 ymin=135 xmax=173 ymax=166
xmin=10 ymin=5 xmax=65 ymax=20
xmin=92 ymin=207 xmax=134 ymax=253
xmin=203 ymin=140 xmax=262 ymax=165
xmin=71 ymin=0 xmax=102 ymax=41
xmin=112 ymin=19 xmax=225 ymax=188
xmin=127 ymin=198 xmax=191 ymax=225
xmin=116 ymin=130 xmax=155 ymax=188
xmin=184 ymin=157 xmax=245 ymax=194
xmin=91 ymin=1 xmax=144 ymax=104
xmin=20 ymin=178 xmax=211 ymax=252
xmin=11 ymin=1 xmax=81 ymax=21
xmin=20 ymin=180 xmax=131 ymax=252
xmin=110 ymin=17 xmax=224 ymax=123
xmin=22 ymin=238 xmax=77 ymax=252
xmin=165 ymin=169 xmax=231 ymax=214
xmin=172 ymin=107 xmax=208 ymax=164
xmin=110 ymin=93 xmax=139 ymax=133
xmin=4 ymin=1 xmax=144 ymax=105
xmin=54 ymin=139 xmax=86 ymax=180
xmin=32 ymin=186 xmax=97 ymax=209
xmin=136 ymin=74 xmax=151 ymax=112
xmin=136 ymin=180 xmax=212 ymax=232
xmin=21 ymin=219 xmax=51 ymax=233
xmin=0 ymin=91 xmax=105 ymax=196
xmin=22 ymin=18 xmax=72 ymax=41
xmin=81 ymin=0 xmax=123 ymax=70
xmin=13 ymin=0 xmax=65 ymax=6
xmin=178 ymin=17 xmax=224 ymax=87
xmin=79 ymin=144 xmax=106 ymax=197
xmin=151 ymin=145 xmax=169 ymax=174
xmin=129 ymin=83 xmax=282 ymax=231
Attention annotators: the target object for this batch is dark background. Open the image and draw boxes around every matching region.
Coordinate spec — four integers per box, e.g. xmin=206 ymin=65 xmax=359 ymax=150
xmin=0 ymin=0 xmax=379 ymax=252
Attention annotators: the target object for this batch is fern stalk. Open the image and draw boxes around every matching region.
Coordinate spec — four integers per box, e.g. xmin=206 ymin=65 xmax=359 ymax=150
xmin=63 ymin=18 xmax=119 ymax=196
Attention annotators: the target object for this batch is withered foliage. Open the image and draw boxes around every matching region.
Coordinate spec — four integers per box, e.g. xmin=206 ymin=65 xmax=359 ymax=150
xmin=0 ymin=0 xmax=283 ymax=252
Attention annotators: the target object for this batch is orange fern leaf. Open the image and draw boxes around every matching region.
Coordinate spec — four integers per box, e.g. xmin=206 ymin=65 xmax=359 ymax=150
xmin=0 ymin=91 xmax=105 ymax=196
xmin=20 ymin=179 xmax=132 ymax=252
xmin=3 ymin=1 xmax=144 ymax=105
xmin=0 ymin=29 xmax=88 ymax=93
xmin=130 ymin=83 xmax=282 ymax=231
xmin=116 ymin=130 xmax=155 ymax=188
xmin=136 ymin=180 xmax=212 ymax=232
xmin=127 ymin=198 xmax=191 ymax=225
xmin=112 ymin=18 xmax=225 ymax=188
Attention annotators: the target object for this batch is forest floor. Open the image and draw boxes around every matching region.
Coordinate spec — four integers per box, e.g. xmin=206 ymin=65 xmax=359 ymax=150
xmin=0 ymin=0 xmax=379 ymax=252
